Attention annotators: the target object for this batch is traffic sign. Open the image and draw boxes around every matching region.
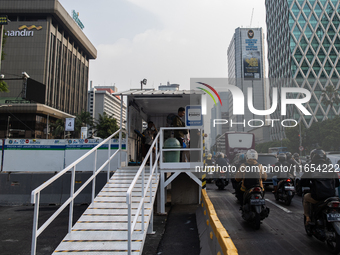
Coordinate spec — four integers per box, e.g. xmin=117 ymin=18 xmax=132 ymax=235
xmin=299 ymin=146 xmax=304 ymax=151
xmin=65 ymin=118 xmax=75 ymax=131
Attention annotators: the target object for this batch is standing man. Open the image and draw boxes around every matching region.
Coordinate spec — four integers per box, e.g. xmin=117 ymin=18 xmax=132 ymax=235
xmin=142 ymin=121 xmax=157 ymax=162
xmin=173 ymin=107 xmax=188 ymax=162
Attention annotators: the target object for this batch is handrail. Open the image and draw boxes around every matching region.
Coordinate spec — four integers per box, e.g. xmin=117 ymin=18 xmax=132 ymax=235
xmin=159 ymin=126 xmax=203 ymax=169
xmin=30 ymin=129 xmax=124 ymax=255
xmin=125 ymin=126 xmax=204 ymax=254
xmin=126 ymin=132 xmax=160 ymax=255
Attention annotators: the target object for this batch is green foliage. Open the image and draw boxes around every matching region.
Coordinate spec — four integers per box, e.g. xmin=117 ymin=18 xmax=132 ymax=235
xmin=321 ymin=85 xmax=340 ymax=108
xmin=0 ymin=80 xmax=9 ymax=92
xmin=1 ymin=29 xmax=9 ymax=93
xmin=1 ymin=28 xmax=7 ymax=61
xmin=75 ymin=111 xmax=94 ymax=134
xmin=94 ymin=112 xmax=120 ymax=139
xmin=49 ymin=119 xmax=65 ymax=138
xmin=256 ymin=116 xmax=340 ymax=155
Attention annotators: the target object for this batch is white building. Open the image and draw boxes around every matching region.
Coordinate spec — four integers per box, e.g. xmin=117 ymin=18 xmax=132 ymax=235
xmin=88 ymin=85 xmax=127 ymax=137
xmin=227 ymin=27 xmax=267 ymax=132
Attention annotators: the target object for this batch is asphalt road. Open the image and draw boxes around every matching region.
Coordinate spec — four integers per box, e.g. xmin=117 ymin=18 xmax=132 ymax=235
xmin=206 ymin=183 xmax=332 ymax=255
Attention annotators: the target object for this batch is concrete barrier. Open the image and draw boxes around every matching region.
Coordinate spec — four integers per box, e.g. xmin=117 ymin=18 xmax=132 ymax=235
xmin=196 ymin=189 xmax=238 ymax=255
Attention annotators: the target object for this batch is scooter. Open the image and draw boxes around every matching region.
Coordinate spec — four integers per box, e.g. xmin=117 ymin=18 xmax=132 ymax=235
xmin=241 ymin=186 xmax=270 ymax=230
xmin=304 ymin=193 xmax=340 ymax=253
xmin=274 ymin=178 xmax=295 ymax=205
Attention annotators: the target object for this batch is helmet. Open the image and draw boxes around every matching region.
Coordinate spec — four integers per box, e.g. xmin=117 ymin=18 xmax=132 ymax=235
xmin=310 ymin=149 xmax=326 ymax=163
xmin=246 ymin=149 xmax=258 ymax=160
xmin=286 ymin=152 xmax=292 ymax=160
xmin=216 ymin=152 xmax=222 ymax=158
xmin=277 ymin=153 xmax=287 ymax=162
xmin=239 ymin=153 xmax=246 ymax=162
xmin=293 ymin=153 xmax=299 ymax=159
xmin=207 ymin=153 xmax=212 ymax=160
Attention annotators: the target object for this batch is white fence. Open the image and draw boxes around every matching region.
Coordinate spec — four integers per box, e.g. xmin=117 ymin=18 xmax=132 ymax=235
xmin=1 ymin=138 xmax=126 ymax=172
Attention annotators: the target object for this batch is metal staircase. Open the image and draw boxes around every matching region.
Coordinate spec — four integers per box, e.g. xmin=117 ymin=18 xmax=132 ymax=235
xmin=53 ymin=167 xmax=159 ymax=254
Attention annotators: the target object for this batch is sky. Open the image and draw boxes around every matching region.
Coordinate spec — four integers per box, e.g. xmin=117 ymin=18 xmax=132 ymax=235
xmin=59 ymin=0 xmax=267 ymax=92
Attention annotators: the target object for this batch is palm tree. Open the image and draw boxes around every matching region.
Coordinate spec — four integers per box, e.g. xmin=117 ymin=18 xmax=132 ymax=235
xmin=75 ymin=111 xmax=94 ymax=137
xmin=93 ymin=112 xmax=119 ymax=138
xmin=321 ymin=84 xmax=340 ymax=108
xmin=49 ymin=119 xmax=65 ymax=138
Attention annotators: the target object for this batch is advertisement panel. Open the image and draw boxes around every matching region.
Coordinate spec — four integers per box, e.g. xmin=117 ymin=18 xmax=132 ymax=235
xmin=243 ymin=51 xmax=261 ymax=79
xmin=3 ymin=139 xmax=65 ymax=172
xmin=242 ymin=29 xmax=262 ymax=79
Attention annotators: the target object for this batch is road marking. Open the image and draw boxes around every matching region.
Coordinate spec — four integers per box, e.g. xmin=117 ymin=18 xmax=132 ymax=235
xmin=265 ymin=199 xmax=292 ymax=213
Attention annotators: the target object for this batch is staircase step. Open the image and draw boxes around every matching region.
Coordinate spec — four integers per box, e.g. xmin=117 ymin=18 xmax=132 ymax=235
xmin=53 ymin=168 xmax=159 ymax=255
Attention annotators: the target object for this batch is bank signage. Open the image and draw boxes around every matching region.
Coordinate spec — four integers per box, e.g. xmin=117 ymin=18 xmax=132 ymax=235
xmin=5 ymin=25 xmax=42 ymax=37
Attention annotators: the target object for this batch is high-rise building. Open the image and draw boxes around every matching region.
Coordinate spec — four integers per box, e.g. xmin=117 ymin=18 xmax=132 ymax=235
xmin=266 ymin=0 xmax=340 ymax=140
xmin=88 ymin=86 xmax=126 ymax=137
xmin=0 ymin=0 xmax=96 ymax=138
xmin=227 ymin=27 xmax=267 ymax=132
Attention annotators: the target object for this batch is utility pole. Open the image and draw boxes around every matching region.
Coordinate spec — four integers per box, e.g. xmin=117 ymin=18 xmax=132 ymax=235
xmin=0 ymin=24 xmax=3 ymax=73
xmin=299 ymin=116 xmax=302 ymax=156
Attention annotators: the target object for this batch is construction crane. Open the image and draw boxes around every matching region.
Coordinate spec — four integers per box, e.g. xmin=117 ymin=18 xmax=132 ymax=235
xmin=249 ymin=8 xmax=254 ymax=27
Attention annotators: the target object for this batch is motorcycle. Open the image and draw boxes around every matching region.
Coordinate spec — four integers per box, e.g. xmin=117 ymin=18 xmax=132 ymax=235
xmin=274 ymin=178 xmax=295 ymax=205
xmin=241 ymin=186 xmax=270 ymax=230
xmin=215 ymin=172 xmax=229 ymax=190
xmin=304 ymin=193 xmax=340 ymax=253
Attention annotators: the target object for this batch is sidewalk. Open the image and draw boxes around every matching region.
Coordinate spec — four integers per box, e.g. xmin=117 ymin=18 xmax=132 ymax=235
xmin=0 ymin=203 xmax=200 ymax=255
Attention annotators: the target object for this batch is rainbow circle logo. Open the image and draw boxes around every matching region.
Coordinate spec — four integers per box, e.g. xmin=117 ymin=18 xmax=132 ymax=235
xmin=196 ymin=82 xmax=222 ymax=106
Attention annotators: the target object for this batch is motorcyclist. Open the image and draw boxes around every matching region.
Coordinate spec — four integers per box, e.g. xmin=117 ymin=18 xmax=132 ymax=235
xmin=215 ymin=152 xmax=229 ymax=169
xmin=232 ymin=154 xmax=246 ymax=199
xmin=286 ymin=152 xmax=299 ymax=168
xmin=214 ymin=152 xmax=230 ymax=187
xmin=272 ymin=153 xmax=291 ymax=193
xmin=293 ymin=152 xmax=302 ymax=165
xmin=235 ymin=149 xmax=267 ymax=205
xmin=205 ymin=153 xmax=215 ymax=167
xmin=300 ymin=149 xmax=340 ymax=225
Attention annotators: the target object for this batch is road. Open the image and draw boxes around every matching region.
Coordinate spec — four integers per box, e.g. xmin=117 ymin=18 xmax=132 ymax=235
xmin=206 ymin=183 xmax=330 ymax=255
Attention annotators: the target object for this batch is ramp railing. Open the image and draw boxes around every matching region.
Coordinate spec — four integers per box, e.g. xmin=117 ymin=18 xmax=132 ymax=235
xmin=126 ymin=132 xmax=160 ymax=255
xmin=30 ymin=129 xmax=125 ymax=255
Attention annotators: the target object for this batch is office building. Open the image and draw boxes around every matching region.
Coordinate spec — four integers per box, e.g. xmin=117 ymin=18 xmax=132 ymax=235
xmin=0 ymin=0 xmax=97 ymax=138
xmin=88 ymin=86 xmax=126 ymax=137
xmin=227 ymin=27 xmax=267 ymax=132
xmin=266 ymin=0 xmax=340 ymax=140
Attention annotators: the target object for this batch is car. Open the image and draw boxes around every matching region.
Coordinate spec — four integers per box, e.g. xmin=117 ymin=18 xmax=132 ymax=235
xmin=257 ymin=153 xmax=278 ymax=186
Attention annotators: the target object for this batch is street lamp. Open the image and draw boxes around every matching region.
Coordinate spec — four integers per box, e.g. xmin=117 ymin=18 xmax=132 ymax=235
xmin=140 ymin=79 xmax=147 ymax=90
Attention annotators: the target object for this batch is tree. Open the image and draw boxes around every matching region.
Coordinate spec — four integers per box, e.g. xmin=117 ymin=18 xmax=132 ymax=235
xmin=0 ymin=29 xmax=9 ymax=93
xmin=93 ymin=112 xmax=119 ymax=139
xmin=0 ymin=80 xmax=9 ymax=92
xmin=75 ymin=111 xmax=94 ymax=137
xmin=321 ymin=84 xmax=340 ymax=109
xmin=49 ymin=119 xmax=65 ymax=138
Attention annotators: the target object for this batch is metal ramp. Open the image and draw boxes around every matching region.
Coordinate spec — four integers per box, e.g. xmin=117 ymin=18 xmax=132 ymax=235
xmin=53 ymin=167 xmax=159 ymax=255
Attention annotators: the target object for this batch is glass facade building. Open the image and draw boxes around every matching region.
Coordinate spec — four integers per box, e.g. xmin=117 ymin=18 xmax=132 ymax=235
xmin=266 ymin=0 xmax=340 ymax=140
